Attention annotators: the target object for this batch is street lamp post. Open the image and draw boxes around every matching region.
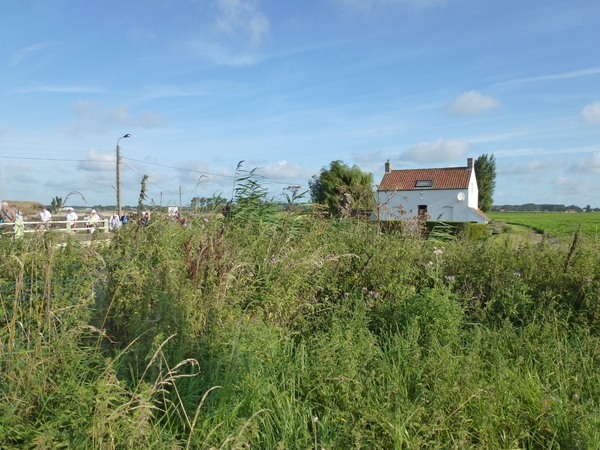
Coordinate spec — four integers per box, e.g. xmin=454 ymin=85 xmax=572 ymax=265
xmin=116 ymin=134 xmax=130 ymax=217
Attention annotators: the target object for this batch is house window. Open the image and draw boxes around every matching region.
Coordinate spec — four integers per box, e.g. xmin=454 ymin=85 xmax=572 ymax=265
xmin=415 ymin=180 xmax=433 ymax=188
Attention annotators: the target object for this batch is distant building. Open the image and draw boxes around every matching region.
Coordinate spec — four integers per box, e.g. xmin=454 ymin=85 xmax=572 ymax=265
xmin=376 ymin=158 xmax=488 ymax=223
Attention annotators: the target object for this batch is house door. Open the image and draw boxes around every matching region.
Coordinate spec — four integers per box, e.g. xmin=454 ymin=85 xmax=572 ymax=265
xmin=418 ymin=205 xmax=428 ymax=220
xmin=443 ymin=206 xmax=453 ymax=221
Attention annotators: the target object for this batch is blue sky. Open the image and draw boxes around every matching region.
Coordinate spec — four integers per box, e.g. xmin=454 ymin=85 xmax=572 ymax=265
xmin=1 ymin=0 xmax=599 ymax=208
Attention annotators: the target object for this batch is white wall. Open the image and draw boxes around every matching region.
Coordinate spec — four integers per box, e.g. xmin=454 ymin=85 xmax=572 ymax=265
xmin=377 ymin=187 xmax=483 ymax=222
xmin=468 ymin=169 xmax=479 ymax=210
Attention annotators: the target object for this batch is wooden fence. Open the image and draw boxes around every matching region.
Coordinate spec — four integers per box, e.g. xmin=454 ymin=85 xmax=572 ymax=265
xmin=2 ymin=219 xmax=110 ymax=235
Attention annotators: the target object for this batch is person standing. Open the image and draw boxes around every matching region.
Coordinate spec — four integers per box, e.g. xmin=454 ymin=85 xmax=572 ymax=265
xmin=10 ymin=205 xmax=23 ymax=221
xmin=109 ymin=212 xmax=121 ymax=231
xmin=39 ymin=206 xmax=52 ymax=230
xmin=66 ymin=207 xmax=78 ymax=230
xmin=86 ymin=209 xmax=99 ymax=233
xmin=1 ymin=202 xmax=16 ymax=233
xmin=10 ymin=204 xmax=25 ymax=238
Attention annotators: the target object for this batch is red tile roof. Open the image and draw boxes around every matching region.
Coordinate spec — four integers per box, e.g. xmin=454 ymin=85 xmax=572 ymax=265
xmin=378 ymin=166 xmax=472 ymax=191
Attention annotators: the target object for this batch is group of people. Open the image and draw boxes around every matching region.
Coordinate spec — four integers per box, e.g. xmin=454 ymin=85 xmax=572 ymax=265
xmin=0 ymin=202 xmax=134 ymax=236
xmin=64 ymin=207 xmax=104 ymax=233
xmin=1 ymin=202 xmax=26 ymax=237
xmin=1 ymin=201 xmax=157 ymax=237
xmin=66 ymin=209 xmax=134 ymax=232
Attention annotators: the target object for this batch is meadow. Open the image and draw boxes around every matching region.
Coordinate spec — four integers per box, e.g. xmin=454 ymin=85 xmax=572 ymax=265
xmin=488 ymin=211 xmax=600 ymax=240
xmin=1 ymin=186 xmax=600 ymax=449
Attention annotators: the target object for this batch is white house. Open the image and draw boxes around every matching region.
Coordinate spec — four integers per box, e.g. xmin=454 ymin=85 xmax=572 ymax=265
xmin=376 ymin=158 xmax=488 ymax=223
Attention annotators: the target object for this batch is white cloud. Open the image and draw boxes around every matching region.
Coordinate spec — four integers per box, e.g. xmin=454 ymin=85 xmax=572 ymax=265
xmin=109 ymin=105 xmax=135 ymax=125
xmin=77 ymin=149 xmax=115 ymax=172
xmin=141 ymin=84 xmax=209 ymax=99
xmin=493 ymin=67 xmax=600 ymax=88
xmin=62 ymin=101 xmax=166 ymax=137
xmin=569 ymin=152 xmax=600 ymax=174
xmin=185 ymin=40 xmax=264 ymax=66
xmin=7 ymin=162 xmax=36 ymax=172
xmin=332 ymin=0 xmax=445 ymax=12
xmin=494 ymin=144 xmax=600 ymax=158
xmin=351 ymin=151 xmax=383 ymax=165
xmin=215 ymin=0 xmax=269 ymax=47
xmin=400 ymin=138 xmax=470 ymax=163
xmin=16 ymin=84 xmax=104 ymax=94
xmin=178 ymin=0 xmax=269 ymax=67
xmin=581 ymin=101 xmax=600 ymax=125
xmin=552 ymin=176 xmax=594 ymax=197
xmin=500 ymin=159 xmax=564 ymax=175
xmin=9 ymin=42 xmax=58 ymax=66
xmin=255 ymin=161 xmax=315 ymax=183
xmin=446 ymin=91 xmax=501 ymax=116
xmin=140 ymin=111 xmax=167 ymax=129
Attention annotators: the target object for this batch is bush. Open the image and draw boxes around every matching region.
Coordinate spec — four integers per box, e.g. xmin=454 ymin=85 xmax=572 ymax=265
xmin=2 ymin=187 xmax=600 ymax=448
xmin=425 ymin=221 xmax=488 ymax=240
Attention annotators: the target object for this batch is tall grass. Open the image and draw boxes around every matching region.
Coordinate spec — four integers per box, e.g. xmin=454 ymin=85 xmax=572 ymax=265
xmin=2 ymin=187 xmax=600 ymax=448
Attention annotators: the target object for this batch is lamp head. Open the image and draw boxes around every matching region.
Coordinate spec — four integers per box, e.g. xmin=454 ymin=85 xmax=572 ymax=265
xmin=123 ymin=134 xmax=131 ymax=139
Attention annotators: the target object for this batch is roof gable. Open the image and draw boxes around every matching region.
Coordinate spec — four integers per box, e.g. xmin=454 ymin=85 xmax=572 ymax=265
xmin=378 ymin=166 xmax=472 ymax=191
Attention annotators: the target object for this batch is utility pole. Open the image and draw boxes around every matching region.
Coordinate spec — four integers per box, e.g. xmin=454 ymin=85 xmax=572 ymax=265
xmin=116 ymin=134 xmax=130 ymax=216
xmin=179 ymin=185 xmax=182 ymax=210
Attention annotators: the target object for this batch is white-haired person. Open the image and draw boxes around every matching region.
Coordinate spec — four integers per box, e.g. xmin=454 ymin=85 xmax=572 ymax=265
xmin=39 ymin=205 xmax=52 ymax=230
xmin=87 ymin=209 xmax=100 ymax=233
xmin=109 ymin=211 xmax=121 ymax=231
xmin=1 ymin=202 xmax=16 ymax=234
xmin=66 ymin=207 xmax=78 ymax=230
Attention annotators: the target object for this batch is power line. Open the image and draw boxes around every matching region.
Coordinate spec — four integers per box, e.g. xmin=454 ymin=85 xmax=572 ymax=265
xmin=120 ymin=161 xmax=178 ymax=195
xmin=121 ymin=157 xmax=234 ymax=178
xmin=0 ymin=155 xmax=307 ymax=187
xmin=0 ymin=156 xmax=110 ymax=163
xmin=121 ymin=157 xmax=304 ymax=186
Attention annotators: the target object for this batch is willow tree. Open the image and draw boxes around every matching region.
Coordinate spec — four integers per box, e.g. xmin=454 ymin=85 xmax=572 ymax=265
xmin=309 ymin=160 xmax=374 ymax=216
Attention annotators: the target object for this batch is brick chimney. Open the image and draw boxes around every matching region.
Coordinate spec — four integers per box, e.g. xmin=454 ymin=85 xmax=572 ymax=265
xmin=385 ymin=159 xmax=391 ymax=173
xmin=467 ymin=158 xmax=473 ymax=169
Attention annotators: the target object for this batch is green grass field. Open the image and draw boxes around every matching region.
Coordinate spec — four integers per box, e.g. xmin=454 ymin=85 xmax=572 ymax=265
xmin=488 ymin=211 xmax=600 ymax=239
xmin=2 ymin=180 xmax=600 ymax=448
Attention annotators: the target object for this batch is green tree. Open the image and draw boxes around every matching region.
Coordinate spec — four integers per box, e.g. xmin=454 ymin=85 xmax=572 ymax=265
xmin=50 ymin=196 xmax=63 ymax=214
xmin=309 ymin=160 xmax=374 ymax=216
xmin=474 ymin=154 xmax=496 ymax=213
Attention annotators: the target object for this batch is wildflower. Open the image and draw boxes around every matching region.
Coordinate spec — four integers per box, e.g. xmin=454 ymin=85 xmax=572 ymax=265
xmin=344 ymin=292 xmax=350 ymax=297
xmin=444 ymin=275 xmax=455 ymax=282
xmin=513 ymin=271 xmax=521 ymax=278
xmin=362 ymin=287 xmax=368 ymax=291
xmin=433 ymin=248 xmax=443 ymax=256
xmin=203 ymin=218 xmax=209 ymax=224
xmin=427 ymin=261 xmax=433 ymax=266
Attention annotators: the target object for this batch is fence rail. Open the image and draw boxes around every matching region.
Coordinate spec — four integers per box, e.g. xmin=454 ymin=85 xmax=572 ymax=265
xmin=3 ymin=219 xmax=110 ymax=234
